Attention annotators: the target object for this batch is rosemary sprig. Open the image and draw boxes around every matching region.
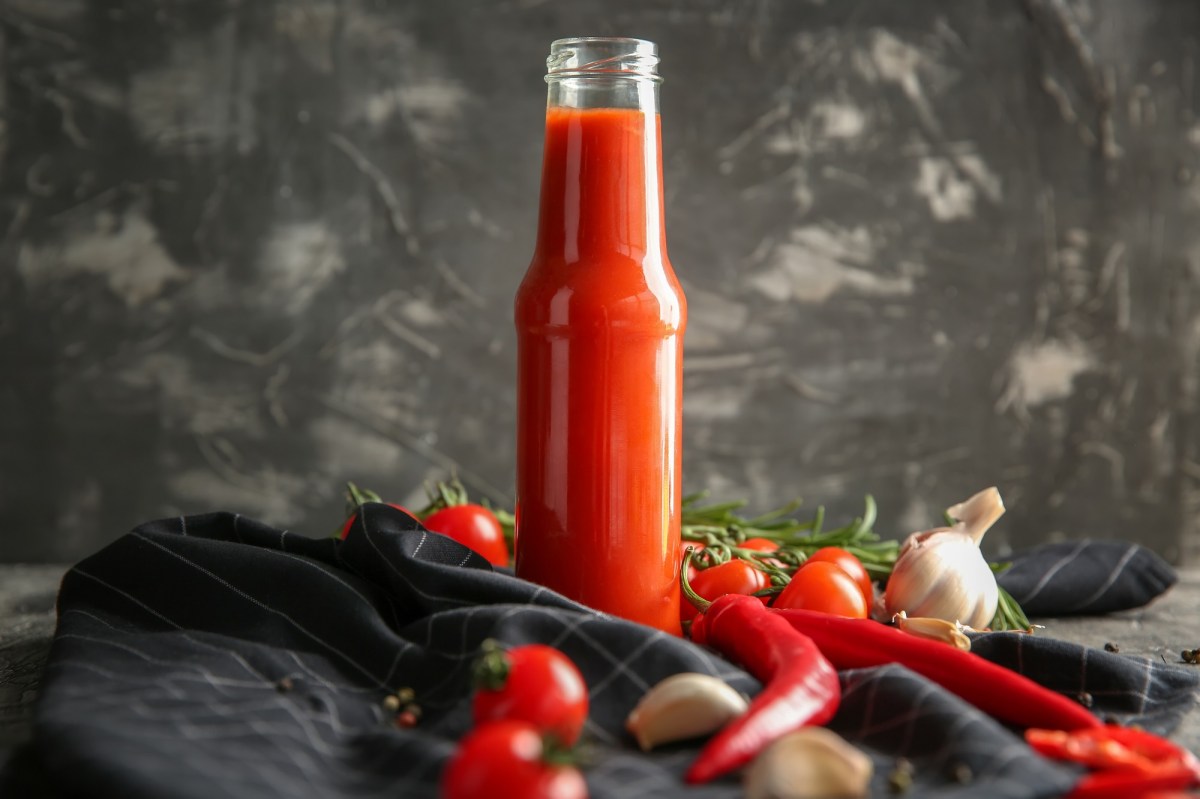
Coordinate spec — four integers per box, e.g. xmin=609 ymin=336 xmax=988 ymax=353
xmin=682 ymin=494 xmax=899 ymax=583
xmin=988 ymin=562 xmax=1033 ymax=632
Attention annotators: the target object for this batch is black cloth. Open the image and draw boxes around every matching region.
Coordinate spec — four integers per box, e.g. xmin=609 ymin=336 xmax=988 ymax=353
xmin=996 ymin=540 xmax=1178 ymax=616
xmin=22 ymin=505 xmax=1198 ymax=798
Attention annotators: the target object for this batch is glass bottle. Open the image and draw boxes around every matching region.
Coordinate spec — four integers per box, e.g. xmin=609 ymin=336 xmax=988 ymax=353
xmin=514 ymin=37 xmax=687 ymax=634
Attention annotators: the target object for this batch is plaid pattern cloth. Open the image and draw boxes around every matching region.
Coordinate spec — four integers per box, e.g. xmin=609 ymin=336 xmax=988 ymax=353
xmin=25 ymin=504 xmax=1198 ymax=798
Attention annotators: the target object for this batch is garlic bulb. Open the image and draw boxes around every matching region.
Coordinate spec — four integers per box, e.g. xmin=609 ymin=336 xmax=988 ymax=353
xmin=882 ymin=487 xmax=1004 ymax=629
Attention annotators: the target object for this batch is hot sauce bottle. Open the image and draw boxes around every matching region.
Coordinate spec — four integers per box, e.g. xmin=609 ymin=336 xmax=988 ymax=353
xmin=515 ymin=38 xmax=686 ymax=634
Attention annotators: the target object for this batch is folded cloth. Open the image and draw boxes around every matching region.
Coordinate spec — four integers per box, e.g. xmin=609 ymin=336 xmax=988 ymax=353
xmin=27 ymin=505 xmax=1197 ymax=798
xmin=996 ymin=540 xmax=1178 ymax=616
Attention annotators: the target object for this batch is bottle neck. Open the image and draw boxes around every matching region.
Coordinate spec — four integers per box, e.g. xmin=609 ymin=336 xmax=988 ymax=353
xmin=534 ymin=39 xmax=666 ymax=264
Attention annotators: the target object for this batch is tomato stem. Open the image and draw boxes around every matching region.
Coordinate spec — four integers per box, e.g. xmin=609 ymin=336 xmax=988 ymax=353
xmin=540 ymin=734 xmax=583 ymax=766
xmin=471 ymin=639 xmax=512 ymax=692
xmin=345 ymin=481 xmax=380 ymax=514
xmin=415 ymin=473 xmax=472 ymax=517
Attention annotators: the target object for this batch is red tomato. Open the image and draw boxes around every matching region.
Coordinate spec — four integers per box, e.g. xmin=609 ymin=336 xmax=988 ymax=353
xmin=338 ymin=503 xmax=414 ymax=539
xmin=473 ymin=644 xmax=589 ymax=747
xmin=805 ymin=547 xmax=874 ymax=605
xmin=740 ymin=537 xmax=784 ymax=569
xmin=740 ymin=537 xmax=778 ymax=552
xmin=441 ymin=720 xmax=588 ymax=799
xmin=773 ymin=560 xmax=869 ymax=618
xmin=424 ymin=504 xmax=509 ymax=567
xmin=681 ymin=559 xmax=768 ymax=623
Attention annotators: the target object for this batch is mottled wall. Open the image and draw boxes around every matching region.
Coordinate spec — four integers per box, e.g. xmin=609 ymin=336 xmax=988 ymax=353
xmin=2 ymin=0 xmax=1198 ymax=564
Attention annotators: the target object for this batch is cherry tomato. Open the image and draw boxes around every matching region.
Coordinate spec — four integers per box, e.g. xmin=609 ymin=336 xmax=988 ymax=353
xmin=681 ymin=559 xmax=768 ymax=623
xmin=423 ymin=504 xmax=509 ymax=566
xmin=805 ymin=547 xmax=874 ymax=605
xmin=338 ymin=503 xmax=414 ymax=539
xmin=473 ymin=644 xmax=589 ymax=747
xmin=441 ymin=720 xmax=587 ymax=799
xmin=740 ymin=537 xmax=784 ymax=569
xmin=773 ymin=560 xmax=869 ymax=618
xmin=740 ymin=537 xmax=778 ymax=552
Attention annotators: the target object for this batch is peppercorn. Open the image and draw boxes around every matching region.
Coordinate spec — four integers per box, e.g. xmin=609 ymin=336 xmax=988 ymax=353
xmin=888 ymin=758 xmax=914 ymax=793
xmin=395 ymin=704 xmax=422 ymax=728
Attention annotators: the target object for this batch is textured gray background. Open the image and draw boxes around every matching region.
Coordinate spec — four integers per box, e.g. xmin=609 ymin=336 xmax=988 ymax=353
xmin=2 ymin=0 xmax=1198 ymax=565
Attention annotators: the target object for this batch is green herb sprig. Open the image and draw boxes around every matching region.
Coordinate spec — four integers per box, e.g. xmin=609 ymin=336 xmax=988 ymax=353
xmin=681 ymin=493 xmax=899 ymax=584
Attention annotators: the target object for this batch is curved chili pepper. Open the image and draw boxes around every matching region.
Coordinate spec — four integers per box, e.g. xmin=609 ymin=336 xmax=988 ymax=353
xmin=775 ymin=608 xmax=1100 ymax=731
xmin=685 ymin=593 xmax=840 ymax=784
xmin=1026 ymin=726 xmax=1200 ymax=799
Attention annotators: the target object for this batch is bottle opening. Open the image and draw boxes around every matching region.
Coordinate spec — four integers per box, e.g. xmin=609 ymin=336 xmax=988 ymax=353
xmin=546 ymin=37 xmax=661 ymax=83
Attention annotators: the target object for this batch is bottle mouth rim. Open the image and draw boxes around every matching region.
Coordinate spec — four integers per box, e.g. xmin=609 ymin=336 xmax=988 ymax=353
xmin=546 ymin=37 xmax=661 ymax=83
xmin=549 ymin=36 xmax=657 ymax=49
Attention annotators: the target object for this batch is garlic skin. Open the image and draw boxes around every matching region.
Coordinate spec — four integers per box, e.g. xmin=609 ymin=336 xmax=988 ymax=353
xmin=946 ymin=487 xmax=1006 ymax=545
xmin=883 ymin=487 xmax=1005 ymax=629
xmin=624 ymin=673 xmax=749 ymax=751
xmin=893 ymin=611 xmax=972 ymax=651
xmin=744 ymin=727 xmax=872 ymax=799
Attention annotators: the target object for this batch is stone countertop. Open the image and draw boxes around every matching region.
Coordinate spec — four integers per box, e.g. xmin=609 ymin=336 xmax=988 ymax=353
xmin=0 ymin=566 xmax=65 ymax=752
xmin=2 ymin=563 xmax=1199 ymax=778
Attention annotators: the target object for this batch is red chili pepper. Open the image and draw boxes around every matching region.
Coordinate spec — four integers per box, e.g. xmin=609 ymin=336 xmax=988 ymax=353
xmin=1027 ymin=726 xmax=1197 ymax=771
xmin=1026 ymin=726 xmax=1200 ymax=799
xmin=775 ymin=608 xmax=1100 ymax=732
xmin=685 ymin=593 xmax=840 ymax=784
xmin=1067 ymin=770 xmax=1197 ymax=799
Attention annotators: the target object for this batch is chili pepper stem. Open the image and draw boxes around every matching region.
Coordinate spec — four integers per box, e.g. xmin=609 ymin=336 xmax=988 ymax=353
xmin=680 ymin=547 xmax=711 ymax=614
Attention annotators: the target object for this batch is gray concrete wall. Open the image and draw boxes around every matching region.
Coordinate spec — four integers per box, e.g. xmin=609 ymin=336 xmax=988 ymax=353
xmin=2 ymin=0 xmax=1198 ymax=564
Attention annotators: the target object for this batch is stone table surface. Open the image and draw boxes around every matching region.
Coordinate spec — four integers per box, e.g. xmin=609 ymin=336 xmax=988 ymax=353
xmin=2 ymin=563 xmax=1199 ymax=783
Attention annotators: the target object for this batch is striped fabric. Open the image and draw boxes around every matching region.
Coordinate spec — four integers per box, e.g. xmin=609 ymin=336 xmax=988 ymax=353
xmin=27 ymin=505 xmax=1196 ymax=798
xmin=997 ymin=540 xmax=1178 ymax=616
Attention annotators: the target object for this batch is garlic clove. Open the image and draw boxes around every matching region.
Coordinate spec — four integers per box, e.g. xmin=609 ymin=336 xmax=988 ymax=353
xmin=744 ymin=727 xmax=873 ymax=799
xmin=893 ymin=611 xmax=972 ymax=651
xmin=624 ymin=673 xmax=749 ymax=752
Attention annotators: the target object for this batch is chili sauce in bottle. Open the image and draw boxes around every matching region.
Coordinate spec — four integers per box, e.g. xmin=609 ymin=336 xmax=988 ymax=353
xmin=515 ymin=38 xmax=686 ymax=634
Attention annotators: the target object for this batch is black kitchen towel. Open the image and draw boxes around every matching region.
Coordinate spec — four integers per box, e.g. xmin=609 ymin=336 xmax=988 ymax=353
xmin=996 ymin=540 xmax=1178 ymax=616
xmin=28 ymin=505 xmax=1197 ymax=798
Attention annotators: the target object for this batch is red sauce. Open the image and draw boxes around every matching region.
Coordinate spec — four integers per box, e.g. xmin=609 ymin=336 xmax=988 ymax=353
xmin=515 ymin=106 xmax=686 ymax=634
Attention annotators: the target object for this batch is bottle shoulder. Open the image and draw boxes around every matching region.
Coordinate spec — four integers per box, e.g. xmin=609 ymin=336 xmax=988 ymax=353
xmin=515 ymin=254 xmax=685 ymax=334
